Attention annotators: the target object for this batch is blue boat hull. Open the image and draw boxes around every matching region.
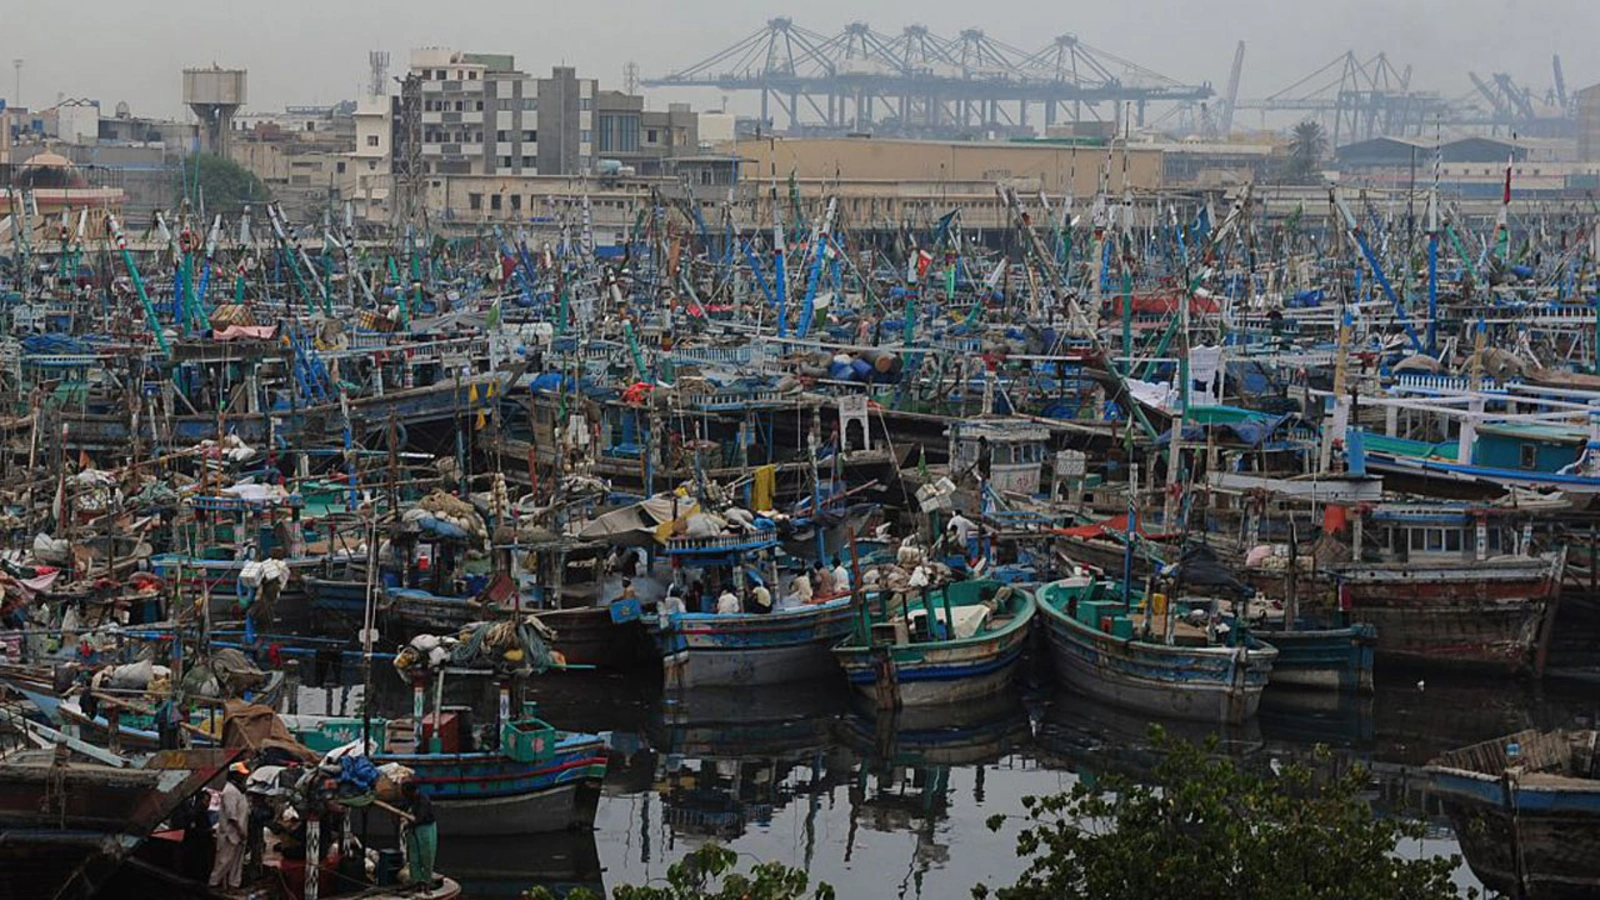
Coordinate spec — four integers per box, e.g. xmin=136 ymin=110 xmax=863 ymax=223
xmin=647 ymin=599 xmax=855 ymax=688
xmin=1261 ymin=624 xmax=1375 ymax=693
xmin=1037 ymin=580 xmax=1277 ymax=724
xmin=371 ymin=737 xmax=607 ymax=835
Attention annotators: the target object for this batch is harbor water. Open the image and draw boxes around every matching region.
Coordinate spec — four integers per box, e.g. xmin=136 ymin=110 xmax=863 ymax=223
xmin=347 ymin=665 xmax=1600 ymax=899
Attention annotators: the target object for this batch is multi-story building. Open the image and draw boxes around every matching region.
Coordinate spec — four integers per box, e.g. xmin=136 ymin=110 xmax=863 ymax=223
xmin=534 ymin=66 xmax=594 ymax=176
xmin=412 ymin=48 xmax=539 ymax=177
xmin=1579 ymin=83 xmax=1600 ymax=163
xmin=340 ymin=95 xmax=392 ymax=226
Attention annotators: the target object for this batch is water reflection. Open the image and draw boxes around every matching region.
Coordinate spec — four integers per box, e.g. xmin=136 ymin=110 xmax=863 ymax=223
xmin=341 ymin=667 xmax=1596 ymax=898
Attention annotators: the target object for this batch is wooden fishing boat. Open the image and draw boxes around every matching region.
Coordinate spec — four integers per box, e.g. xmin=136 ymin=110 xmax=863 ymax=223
xmin=1427 ymin=728 xmax=1600 ymax=899
xmin=831 ymin=579 xmax=1036 ymax=708
xmin=529 ymin=604 xmax=653 ymax=671
xmin=0 ymin=747 xmax=241 ymax=900
xmin=1256 ymin=622 xmax=1376 ymax=693
xmin=1330 ymin=549 xmax=1566 ymax=675
xmin=1036 ymin=574 xmax=1278 ymax=724
xmin=647 ymin=596 xmax=856 ymax=689
xmin=365 ymin=709 xmax=609 ymax=836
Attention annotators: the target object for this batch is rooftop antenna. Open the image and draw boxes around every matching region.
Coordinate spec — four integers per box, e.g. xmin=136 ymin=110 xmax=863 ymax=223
xmin=11 ymin=59 xmax=21 ymax=108
xmin=624 ymin=61 xmax=640 ymax=96
xmin=368 ymin=51 xmax=390 ymax=98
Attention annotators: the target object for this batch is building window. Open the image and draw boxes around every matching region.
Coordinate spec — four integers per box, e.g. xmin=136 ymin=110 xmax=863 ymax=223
xmin=454 ymin=101 xmax=463 ymax=111
xmin=368 ymin=160 xmax=377 ymax=170
xmin=523 ymin=98 xmax=537 ymax=110
xmin=496 ymin=130 xmax=508 ymax=142
xmin=580 ymin=130 xmax=592 ymax=143
xmin=597 ymin=115 xmax=614 ymax=152
xmin=500 ymin=156 xmax=513 ymax=168
xmin=490 ymin=193 xmax=502 ymax=210
xmin=475 ymin=101 xmax=484 ymax=111
xmin=580 ymin=98 xmax=592 ymax=110
xmin=522 ymin=156 xmax=536 ymax=168
xmin=647 ymin=129 xmax=658 ymax=143
xmin=469 ymin=193 xmax=483 ymax=210
xmin=524 ymin=130 xmax=536 ymax=142
xmin=620 ymin=116 xmax=639 ymax=152
xmin=468 ymin=70 xmax=478 ymax=80
xmin=436 ymin=70 xmax=447 ymax=80
xmin=366 ymin=135 xmax=380 ymax=147
xmin=510 ymin=194 xmax=522 ymax=211
xmin=336 ymin=161 xmax=347 ymax=174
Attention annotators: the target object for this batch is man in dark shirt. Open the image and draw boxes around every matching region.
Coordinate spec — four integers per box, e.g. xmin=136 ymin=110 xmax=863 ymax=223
xmin=400 ymin=780 xmax=438 ymax=886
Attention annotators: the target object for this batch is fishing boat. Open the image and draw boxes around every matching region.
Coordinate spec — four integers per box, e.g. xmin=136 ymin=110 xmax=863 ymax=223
xmin=1036 ymin=574 xmax=1278 ymax=724
xmin=649 ymin=595 xmax=857 ymax=689
xmin=1427 ymin=728 xmax=1600 ymax=899
xmin=0 ymin=747 xmax=241 ymax=900
xmin=1326 ymin=502 xmax=1567 ymax=675
xmin=831 ymin=579 xmax=1036 ymax=708
xmin=365 ymin=703 xmax=609 ymax=836
xmin=642 ymin=514 xmax=857 ymax=688
xmin=1256 ymin=622 xmax=1376 ymax=693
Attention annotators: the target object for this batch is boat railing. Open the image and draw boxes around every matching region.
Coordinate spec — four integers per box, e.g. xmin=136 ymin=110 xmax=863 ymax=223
xmin=666 ymin=528 xmax=780 ymax=554
xmin=673 ymin=345 xmax=753 ymax=366
xmin=22 ymin=353 xmax=105 ymax=368
xmin=1391 ymin=373 xmax=1519 ymax=394
xmin=697 ymin=389 xmax=784 ymax=409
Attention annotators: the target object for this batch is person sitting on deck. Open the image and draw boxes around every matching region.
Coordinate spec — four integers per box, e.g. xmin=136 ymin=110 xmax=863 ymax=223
xmin=813 ymin=562 xmax=834 ymax=597
xmin=750 ymin=583 xmax=773 ymax=614
xmin=790 ymin=572 xmax=813 ymax=606
xmin=716 ymin=588 xmax=742 ymax=615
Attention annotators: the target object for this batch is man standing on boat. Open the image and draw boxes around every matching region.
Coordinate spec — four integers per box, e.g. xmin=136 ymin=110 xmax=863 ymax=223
xmin=401 ymin=779 xmax=439 ymax=886
xmin=831 ymin=558 xmax=851 ymax=594
xmin=946 ymin=512 xmax=978 ymax=557
xmin=209 ymin=763 xmax=250 ymax=890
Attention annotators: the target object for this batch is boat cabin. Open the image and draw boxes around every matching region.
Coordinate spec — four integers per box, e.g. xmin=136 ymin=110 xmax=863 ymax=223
xmin=947 ymin=419 xmax=1052 ymax=498
xmin=1371 ymin=504 xmax=1526 ymax=563
xmin=1471 ymin=423 xmax=1585 ymax=473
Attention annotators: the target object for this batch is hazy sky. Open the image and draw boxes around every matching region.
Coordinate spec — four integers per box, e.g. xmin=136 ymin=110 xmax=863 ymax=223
xmin=6 ymin=0 xmax=1598 ymax=125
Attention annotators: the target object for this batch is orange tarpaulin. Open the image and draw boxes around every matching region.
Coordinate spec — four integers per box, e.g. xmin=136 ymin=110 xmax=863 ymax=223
xmin=1052 ymin=514 xmax=1176 ymax=541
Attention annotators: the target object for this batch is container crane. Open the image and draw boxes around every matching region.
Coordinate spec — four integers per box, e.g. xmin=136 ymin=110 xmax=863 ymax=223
xmin=1220 ymin=41 xmax=1245 ymax=136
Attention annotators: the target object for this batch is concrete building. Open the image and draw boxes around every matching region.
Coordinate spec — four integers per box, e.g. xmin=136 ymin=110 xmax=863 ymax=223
xmin=340 ymin=95 xmax=393 ymax=226
xmin=229 ymin=107 xmax=356 ymax=221
xmin=412 ymin=48 xmax=539 ymax=177
xmin=534 ymin=66 xmax=594 ymax=176
xmin=1579 ymin=83 xmax=1600 ymax=162
xmin=730 ymin=136 xmax=1166 ymax=196
xmin=588 ymin=92 xmax=699 ymax=175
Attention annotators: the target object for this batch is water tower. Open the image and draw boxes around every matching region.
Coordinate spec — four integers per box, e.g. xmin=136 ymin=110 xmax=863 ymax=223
xmin=183 ymin=66 xmax=247 ymax=156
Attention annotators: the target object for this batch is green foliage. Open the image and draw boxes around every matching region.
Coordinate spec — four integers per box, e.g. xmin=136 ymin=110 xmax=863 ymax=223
xmin=973 ymin=727 xmax=1475 ymax=900
xmin=174 ymin=153 xmax=269 ymax=215
xmin=1281 ymin=119 xmax=1329 ymax=185
xmin=522 ymin=843 xmax=834 ymax=900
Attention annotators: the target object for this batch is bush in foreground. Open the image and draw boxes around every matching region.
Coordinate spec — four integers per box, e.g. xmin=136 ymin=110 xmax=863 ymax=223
xmin=974 ymin=728 xmax=1475 ymax=900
